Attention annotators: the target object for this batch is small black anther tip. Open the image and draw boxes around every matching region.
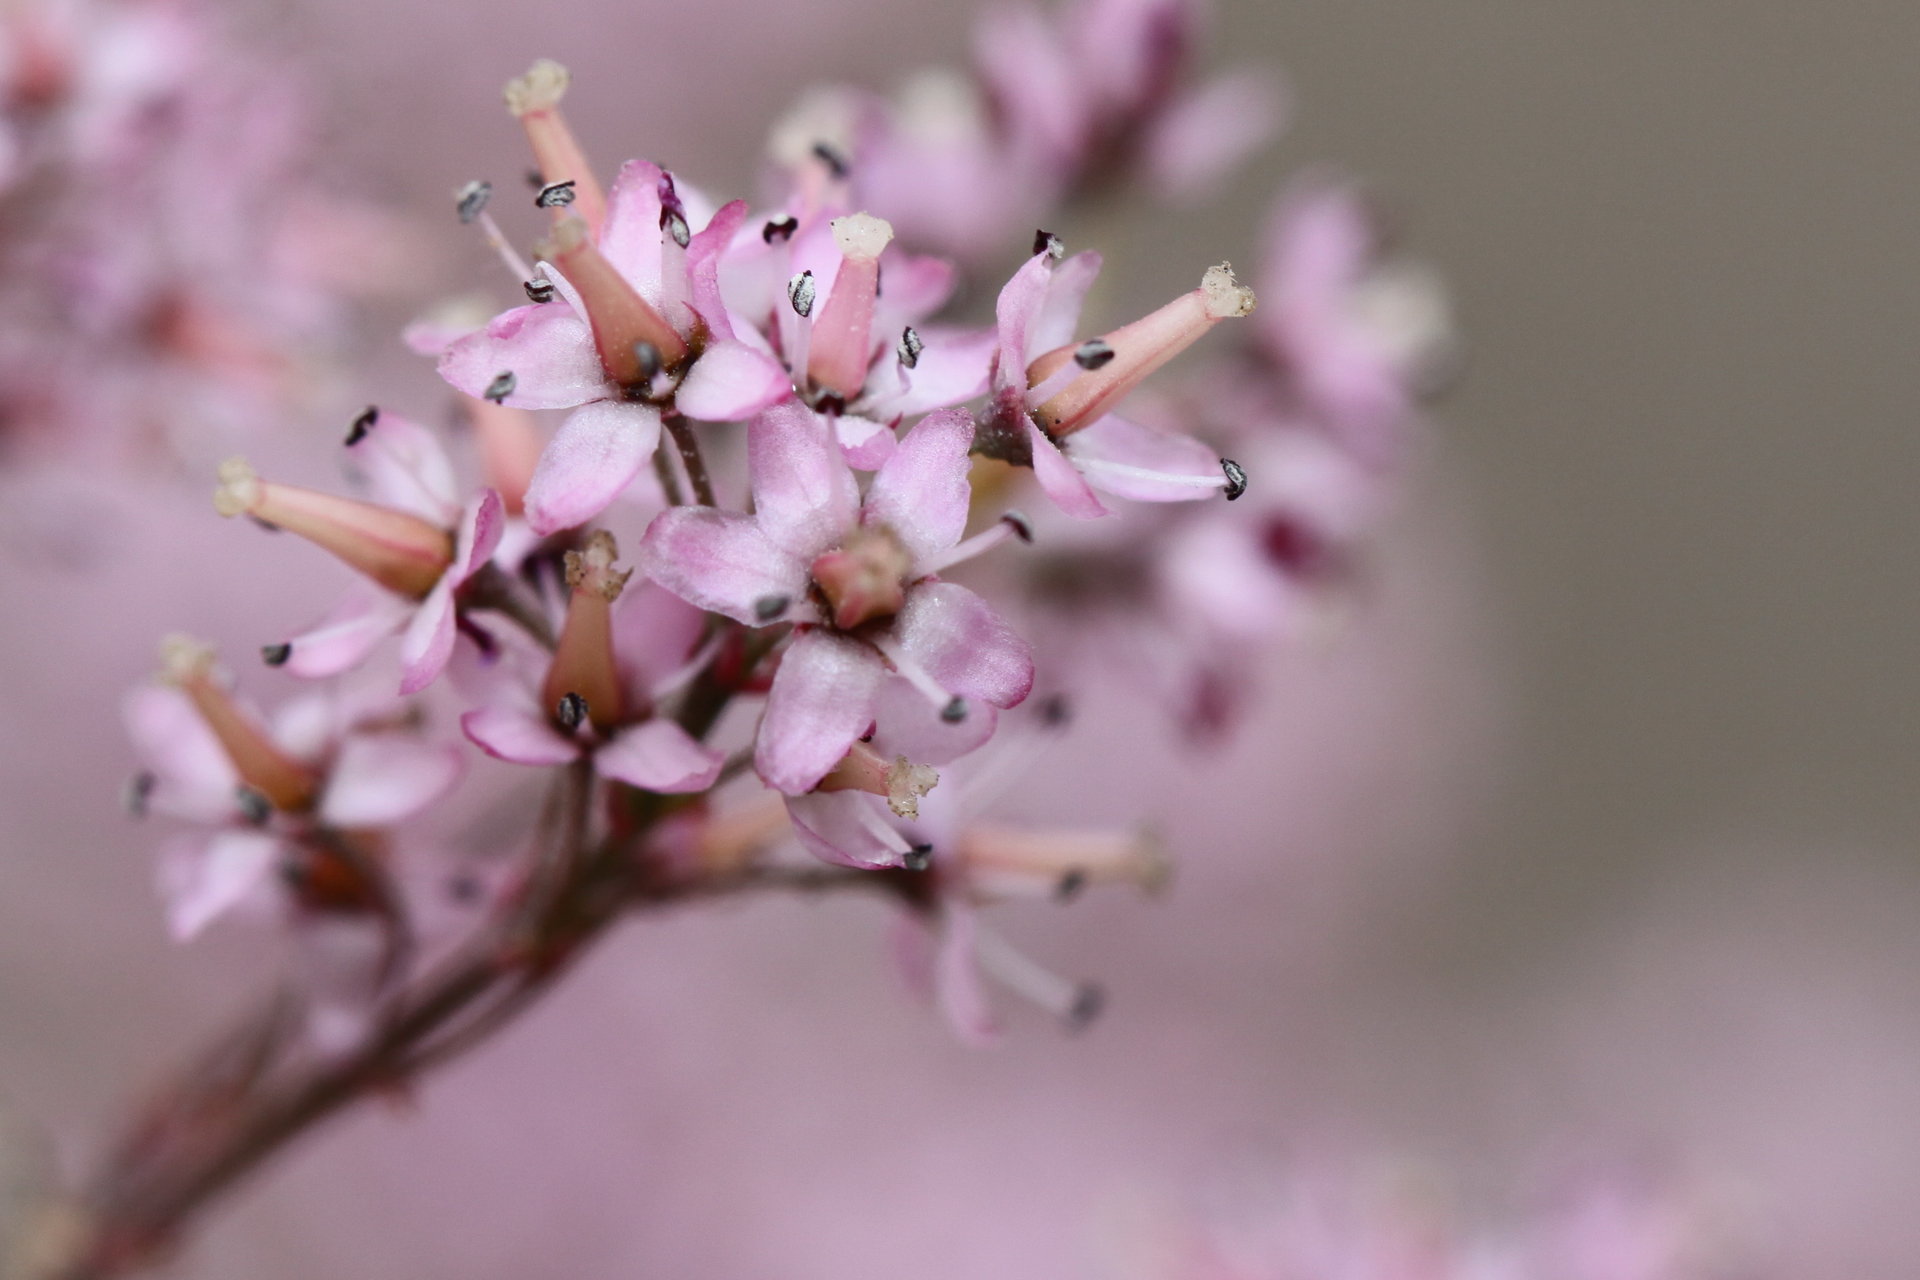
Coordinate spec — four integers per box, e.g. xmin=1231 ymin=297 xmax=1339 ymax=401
xmin=1055 ymin=869 xmax=1088 ymax=902
xmin=904 ymin=843 xmax=934 ymax=872
xmin=940 ymin=696 xmax=968 ymax=724
xmin=762 ymin=215 xmax=799 ymax=244
xmin=898 ymin=326 xmax=924 ymax=369
xmin=124 ymin=771 xmax=157 ymax=817
xmin=455 ymin=179 xmax=492 ymax=224
xmin=660 ymin=208 xmax=691 ymax=249
xmin=523 ymin=168 xmax=545 ymax=190
xmin=631 ymin=341 xmax=663 ymax=382
xmin=814 ymin=392 xmax=846 ymax=416
xmin=235 ymin=786 xmax=272 ymax=826
xmin=753 ymin=594 xmax=791 ymax=623
xmin=811 ymin=141 xmax=850 ymax=179
xmin=1038 ymin=693 xmax=1072 ymax=727
xmin=1220 ymin=458 xmax=1249 ymax=501
xmin=787 ymin=270 xmax=817 ymax=318
xmin=344 ymin=405 xmax=378 ymax=446
xmin=1073 ymin=338 xmax=1115 ymax=371
xmin=484 ymin=371 xmax=517 ymax=404
xmin=999 ymin=510 xmax=1035 ymax=544
xmin=534 ymin=179 xmax=577 ymax=209
xmin=1066 ymin=983 xmax=1106 ymax=1032
xmin=556 ymin=691 xmax=589 ymax=731
xmin=1032 ymin=229 xmax=1063 ymax=260
xmin=261 ymin=642 xmax=292 ymax=667
xmin=524 ymin=278 xmax=556 ymax=304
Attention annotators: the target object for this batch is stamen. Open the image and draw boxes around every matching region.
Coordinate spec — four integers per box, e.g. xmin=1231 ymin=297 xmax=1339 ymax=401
xmin=213 ymin=458 xmax=454 ymax=599
xmin=753 ymin=593 xmax=791 ymax=623
xmin=261 ymin=643 xmax=292 ymax=667
xmin=915 ymin=516 xmax=1027 ymax=576
xmin=787 ymin=270 xmax=817 ymax=318
xmin=655 ymin=172 xmax=694 ymax=323
xmin=958 ymin=823 xmax=1170 ymax=899
xmin=904 ymin=843 xmax=934 ymax=872
xmin=234 ymin=786 xmax=272 ymax=826
xmin=869 ymin=633 xmax=959 ymax=721
xmin=762 ymin=215 xmax=799 ymax=244
xmin=811 ymin=141 xmax=851 ymax=180
xmin=940 ymin=697 xmax=969 ymax=724
xmin=524 ymin=278 xmax=557 ymax=304
xmin=504 ymin=59 xmax=608 ymax=237
xmin=1221 ymin=458 xmax=1249 ymax=501
xmin=456 ymin=179 xmax=536 ymax=281
xmin=971 ymin=926 xmax=1096 ymax=1029
xmin=810 ymin=526 xmax=911 ymax=629
xmin=1027 ymin=262 xmax=1256 ymax=438
xmin=541 ymin=530 xmax=630 ymax=731
xmin=555 ymin=691 xmax=589 ymax=732
xmin=124 ymin=772 xmax=157 ymax=817
xmin=484 ymin=371 xmax=517 ymax=403
xmin=534 ymin=179 xmax=577 ymax=209
xmin=1032 ymin=229 xmax=1064 ymax=261
xmin=344 ymin=405 xmax=378 ymax=447
xmin=807 ymin=212 xmax=894 ymax=399
xmin=1074 ymin=339 xmax=1115 ymax=370
xmin=897 ymin=326 xmax=924 ymax=369
xmin=547 ymin=215 xmax=688 ymax=379
xmin=466 ymin=397 xmax=544 ymax=517
xmin=1073 ymin=455 xmax=1230 ymax=491
xmin=455 ymin=180 xmax=491 ymax=224
xmin=159 ymin=637 xmax=319 ymax=813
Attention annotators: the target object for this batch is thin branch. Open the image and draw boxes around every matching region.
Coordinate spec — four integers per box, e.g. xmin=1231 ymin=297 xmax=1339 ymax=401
xmin=662 ymin=413 xmax=717 ymax=507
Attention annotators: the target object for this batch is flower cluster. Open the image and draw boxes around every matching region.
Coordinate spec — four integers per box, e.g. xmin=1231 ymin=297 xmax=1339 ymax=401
xmin=124 ymin=0 xmax=1443 ymax=1052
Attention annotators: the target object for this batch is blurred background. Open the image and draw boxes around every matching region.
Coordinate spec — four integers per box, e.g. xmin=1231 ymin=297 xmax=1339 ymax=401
xmin=3 ymin=0 xmax=1918 ymax=1275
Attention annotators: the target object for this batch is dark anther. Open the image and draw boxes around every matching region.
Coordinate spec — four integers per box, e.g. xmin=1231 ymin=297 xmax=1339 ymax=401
xmin=813 ymin=392 xmax=846 ymax=416
xmin=344 ymin=405 xmax=378 ymax=446
xmin=999 ymin=510 xmax=1035 ymax=544
xmin=261 ymin=642 xmax=293 ymax=667
xmin=234 ymin=786 xmax=272 ymax=826
xmin=904 ymin=843 xmax=934 ymax=872
xmin=484 ymin=371 xmax=517 ymax=404
xmin=941 ymin=696 xmax=969 ymax=724
xmin=455 ymin=179 xmax=492 ymax=224
xmin=124 ymin=771 xmax=157 ymax=818
xmin=1073 ymin=338 xmax=1115 ymax=370
xmin=753 ymin=594 xmax=791 ymax=623
xmin=1038 ymin=693 xmax=1072 ymax=727
xmin=811 ymin=141 xmax=850 ymax=179
xmin=631 ymin=341 xmax=663 ymax=383
xmin=535 ymin=179 xmax=577 ymax=209
xmin=787 ymin=270 xmax=817 ymax=318
xmin=1065 ymin=983 xmax=1106 ymax=1032
xmin=898 ymin=326 xmax=924 ymax=369
xmin=660 ymin=208 xmax=691 ymax=249
xmin=1055 ymin=869 xmax=1088 ymax=902
xmin=555 ymin=691 xmax=589 ymax=731
xmin=523 ymin=168 xmax=545 ymax=190
xmin=524 ymin=277 xmax=557 ymax=304
xmin=1032 ymin=229 xmax=1064 ymax=261
xmin=1220 ymin=457 xmax=1249 ymax=501
xmin=763 ymin=215 xmax=799 ymax=244
xmin=873 ymin=262 xmax=883 ymax=299
xmin=447 ymin=873 xmax=483 ymax=904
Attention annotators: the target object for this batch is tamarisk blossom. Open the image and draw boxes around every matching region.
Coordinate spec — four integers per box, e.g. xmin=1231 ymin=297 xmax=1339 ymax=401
xmin=459 ymin=533 xmax=724 ymax=793
xmin=213 ymin=412 xmax=504 ymax=693
xmin=976 ymin=237 xmax=1256 ymax=517
xmin=642 ymin=402 xmax=1034 ymax=810
xmin=123 ymin=639 xmax=462 ymax=941
xmin=438 ymin=61 xmax=789 ymax=535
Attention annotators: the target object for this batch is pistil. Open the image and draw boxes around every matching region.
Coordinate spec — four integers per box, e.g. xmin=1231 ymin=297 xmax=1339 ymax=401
xmin=160 ymin=638 xmax=318 ymax=813
xmin=504 ymin=60 xmax=608 ymax=238
xmin=214 ymin=458 xmax=453 ymax=599
xmin=548 ymin=216 xmax=689 ymax=381
xmin=806 ymin=213 xmax=893 ymax=400
xmin=541 ymin=531 xmax=631 ymax=732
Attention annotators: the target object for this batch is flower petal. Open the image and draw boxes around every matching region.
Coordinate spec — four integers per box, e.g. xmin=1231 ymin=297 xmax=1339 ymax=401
xmin=641 ymin=507 xmax=808 ymax=625
xmin=873 ymin=326 xmax=995 ymax=417
xmin=397 ymin=571 xmax=457 ymax=695
xmin=935 ymin=903 xmax=999 ymax=1046
xmin=1032 ymin=250 xmax=1103 ymax=354
xmin=318 ymin=736 xmax=464 ymax=827
xmin=594 ymin=720 xmax=725 ymax=793
xmin=687 ymin=198 xmax=749 ymax=340
xmin=675 ymin=339 xmax=792 ymax=422
xmin=755 ymin=628 xmax=885 ymax=794
xmin=279 ymin=588 xmax=411 ymax=680
xmin=599 ymin=158 xmax=666 ymax=297
xmin=1026 ymin=417 xmax=1110 ymax=519
xmin=524 ymin=400 xmax=661 ymax=536
xmin=611 ymin=579 xmax=710 ymax=697
xmin=786 ymin=792 xmax=906 ymax=869
xmin=346 ymin=410 xmax=461 ymax=525
xmin=158 ymin=831 xmax=282 ymax=942
xmin=438 ymin=303 xmax=605 ymax=410
xmin=834 ymin=414 xmax=898 ymax=470
xmin=123 ymin=686 xmax=239 ymax=820
xmin=863 ymin=408 xmax=974 ymax=564
xmin=894 ymin=582 xmax=1034 ymax=709
xmin=460 ymin=706 xmax=581 ymax=766
xmin=452 ymin=489 xmax=507 ymax=581
xmin=992 ymin=249 xmax=1056 ymax=390
xmin=871 ymin=674 xmax=999 ymax=765
xmin=1065 ymin=413 xmax=1228 ymax=503
xmin=748 ymin=400 xmax=860 ymax=561
xmin=1145 ymin=70 xmax=1287 ymax=201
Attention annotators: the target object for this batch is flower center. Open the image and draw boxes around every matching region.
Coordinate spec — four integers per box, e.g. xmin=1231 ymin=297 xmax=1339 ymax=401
xmin=809 ymin=526 xmax=912 ymax=631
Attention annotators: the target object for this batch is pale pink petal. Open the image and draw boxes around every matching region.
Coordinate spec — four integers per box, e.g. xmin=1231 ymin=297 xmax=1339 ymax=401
xmin=438 ymin=304 xmax=606 ymax=410
xmin=686 ymin=198 xmax=749 ymax=340
xmin=279 ymin=588 xmax=411 ymax=680
xmin=460 ymin=706 xmax=581 ymax=766
xmin=974 ymin=4 xmax=1082 ymax=166
xmin=396 ymin=572 xmax=457 ymax=696
xmin=1145 ymin=69 xmax=1288 ymax=201
xmin=786 ymin=792 xmax=906 ymax=869
xmin=598 ymin=158 xmax=666 ymax=295
xmin=610 ymin=580 xmax=710 ymax=697
xmin=123 ymin=686 xmax=238 ymax=820
xmin=1066 ymin=413 xmax=1228 ymax=503
xmin=993 ymin=249 xmax=1058 ymax=390
xmin=894 ymin=582 xmax=1034 ymax=709
xmin=755 ymin=629 xmax=886 ymax=794
xmin=640 ymin=507 xmax=808 ymax=625
xmin=834 ymin=414 xmax=898 ymax=470
xmin=871 ymin=675 xmax=1000 ymax=765
xmin=1031 ymin=249 xmax=1103 ymax=354
xmin=875 ymin=326 xmax=996 ymax=417
xmin=1026 ymin=418 xmax=1110 ymax=519
xmin=346 ymin=410 xmax=460 ymax=524
xmin=674 ymin=340 xmax=792 ymax=422
xmin=451 ymin=489 xmax=507 ymax=582
xmin=935 ymin=903 xmax=1000 ymax=1046
xmin=318 ymin=737 xmax=464 ymax=827
xmin=871 ymin=249 xmax=957 ymax=331
xmin=748 ymin=401 xmax=860 ymax=561
xmin=523 ymin=400 xmax=661 ymax=536
xmin=158 ymin=831 xmax=282 ymax=942
xmin=402 ymin=314 xmax=476 ymax=356
xmin=864 ymin=408 xmax=975 ymax=563
xmin=594 ymin=720 xmax=725 ymax=793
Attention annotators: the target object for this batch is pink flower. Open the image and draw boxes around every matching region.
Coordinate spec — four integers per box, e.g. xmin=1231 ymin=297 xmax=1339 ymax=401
xmin=123 ymin=639 xmax=462 ymax=941
xmin=212 ymin=411 xmax=505 ymax=694
xmin=642 ymin=401 xmax=1034 ymax=797
xmin=458 ymin=532 xmax=725 ymax=793
xmin=975 ymin=239 xmax=1256 ymax=517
